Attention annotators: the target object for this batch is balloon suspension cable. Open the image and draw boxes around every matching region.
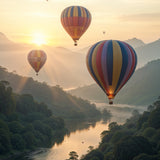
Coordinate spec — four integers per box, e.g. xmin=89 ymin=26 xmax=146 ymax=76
xmin=74 ymin=41 xmax=77 ymax=46
xmin=109 ymin=99 xmax=113 ymax=105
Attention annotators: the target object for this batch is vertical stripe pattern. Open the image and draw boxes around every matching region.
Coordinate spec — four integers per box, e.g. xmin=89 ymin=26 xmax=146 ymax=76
xmin=86 ymin=40 xmax=137 ymax=101
xmin=61 ymin=6 xmax=91 ymax=42
xmin=28 ymin=50 xmax=47 ymax=74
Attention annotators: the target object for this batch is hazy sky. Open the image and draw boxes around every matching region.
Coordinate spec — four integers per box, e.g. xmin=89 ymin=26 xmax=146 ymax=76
xmin=0 ymin=0 xmax=160 ymax=48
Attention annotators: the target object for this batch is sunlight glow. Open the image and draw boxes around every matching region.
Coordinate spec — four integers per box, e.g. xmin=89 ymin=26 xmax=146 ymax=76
xmin=32 ymin=32 xmax=47 ymax=46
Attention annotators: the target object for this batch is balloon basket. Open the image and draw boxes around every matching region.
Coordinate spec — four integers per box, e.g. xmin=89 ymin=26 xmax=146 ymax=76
xmin=109 ymin=99 xmax=113 ymax=105
xmin=74 ymin=41 xmax=77 ymax=46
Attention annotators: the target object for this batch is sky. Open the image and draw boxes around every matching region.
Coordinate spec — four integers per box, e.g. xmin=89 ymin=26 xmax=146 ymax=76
xmin=0 ymin=0 xmax=160 ymax=48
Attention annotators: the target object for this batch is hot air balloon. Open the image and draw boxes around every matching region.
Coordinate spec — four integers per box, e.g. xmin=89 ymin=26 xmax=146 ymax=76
xmin=61 ymin=6 xmax=91 ymax=46
xmin=86 ymin=40 xmax=137 ymax=104
xmin=28 ymin=50 xmax=47 ymax=76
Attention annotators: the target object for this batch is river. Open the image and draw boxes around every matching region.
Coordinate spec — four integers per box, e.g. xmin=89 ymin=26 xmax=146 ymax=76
xmin=28 ymin=103 xmax=146 ymax=160
xmin=30 ymin=121 xmax=109 ymax=160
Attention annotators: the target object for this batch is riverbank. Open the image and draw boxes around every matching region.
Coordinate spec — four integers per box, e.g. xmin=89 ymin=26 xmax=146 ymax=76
xmin=0 ymin=150 xmax=32 ymax=160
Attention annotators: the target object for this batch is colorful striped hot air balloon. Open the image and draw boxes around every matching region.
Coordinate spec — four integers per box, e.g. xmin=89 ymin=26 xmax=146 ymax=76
xmin=28 ymin=50 xmax=47 ymax=76
xmin=61 ymin=6 xmax=91 ymax=46
xmin=86 ymin=40 xmax=137 ymax=104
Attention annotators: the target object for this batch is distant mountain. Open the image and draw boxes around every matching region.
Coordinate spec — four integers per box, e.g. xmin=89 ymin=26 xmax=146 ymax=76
xmin=125 ymin=38 xmax=145 ymax=48
xmin=0 ymin=32 xmax=159 ymax=89
xmin=135 ymin=39 xmax=160 ymax=68
xmin=0 ymin=66 xmax=102 ymax=120
xmin=0 ymin=32 xmax=27 ymax=50
xmin=69 ymin=59 xmax=160 ymax=106
xmin=0 ymin=32 xmax=13 ymax=44
xmin=0 ymin=33 xmax=90 ymax=88
xmin=77 ymin=38 xmax=145 ymax=54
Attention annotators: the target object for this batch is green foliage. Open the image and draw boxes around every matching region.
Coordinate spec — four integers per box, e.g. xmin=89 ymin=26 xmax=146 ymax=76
xmin=104 ymin=152 xmax=114 ymax=160
xmin=82 ymin=149 xmax=104 ymax=160
xmin=66 ymin=151 xmax=79 ymax=160
xmin=133 ymin=153 xmax=160 ymax=160
xmin=142 ymin=127 xmax=156 ymax=138
xmin=11 ymin=134 xmax=25 ymax=150
xmin=111 ymin=130 xmax=133 ymax=144
xmin=8 ymin=121 xmax=24 ymax=134
xmin=108 ymin=122 xmax=120 ymax=132
xmin=0 ymin=67 xmax=103 ymax=121
xmin=44 ymin=116 xmax=65 ymax=129
xmin=23 ymin=131 xmax=36 ymax=149
xmin=0 ymin=81 xmax=15 ymax=115
xmin=90 ymin=157 xmax=100 ymax=160
xmin=0 ymin=81 xmax=67 ymax=156
xmin=83 ymin=98 xmax=160 ymax=160
xmin=137 ymin=111 xmax=150 ymax=129
xmin=0 ymin=128 xmax=12 ymax=154
xmin=114 ymin=136 xmax=154 ymax=160
xmin=152 ymin=129 xmax=160 ymax=143
xmin=148 ymin=107 xmax=160 ymax=129
xmin=0 ymin=119 xmax=9 ymax=131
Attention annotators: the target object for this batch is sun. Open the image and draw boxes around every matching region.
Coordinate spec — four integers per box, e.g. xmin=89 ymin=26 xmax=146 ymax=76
xmin=32 ymin=32 xmax=47 ymax=46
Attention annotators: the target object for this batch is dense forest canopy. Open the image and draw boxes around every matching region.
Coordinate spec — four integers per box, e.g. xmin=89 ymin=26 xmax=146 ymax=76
xmin=0 ymin=81 xmax=67 ymax=157
xmin=0 ymin=66 xmax=103 ymax=121
xmin=78 ymin=97 xmax=160 ymax=160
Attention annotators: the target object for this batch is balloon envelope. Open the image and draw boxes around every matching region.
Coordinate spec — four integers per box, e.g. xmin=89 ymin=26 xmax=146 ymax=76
xmin=86 ymin=40 xmax=137 ymax=104
xmin=28 ymin=50 xmax=47 ymax=75
xmin=61 ymin=6 xmax=91 ymax=46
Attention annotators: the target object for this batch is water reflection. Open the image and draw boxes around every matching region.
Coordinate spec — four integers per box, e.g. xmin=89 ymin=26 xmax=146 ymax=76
xmin=20 ymin=102 xmax=144 ymax=160
xmin=30 ymin=103 xmax=145 ymax=160
xmin=31 ymin=121 xmax=110 ymax=160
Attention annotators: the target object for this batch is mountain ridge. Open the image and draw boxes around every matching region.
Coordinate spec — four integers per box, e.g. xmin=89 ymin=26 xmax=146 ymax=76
xmin=0 ymin=32 xmax=160 ymax=89
xmin=68 ymin=59 xmax=160 ymax=106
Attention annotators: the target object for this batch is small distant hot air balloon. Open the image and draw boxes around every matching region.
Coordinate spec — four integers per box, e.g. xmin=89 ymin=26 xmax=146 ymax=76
xmin=61 ymin=6 xmax=91 ymax=46
xmin=28 ymin=50 xmax=47 ymax=76
xmin=86 ymin=40 xmax=137 ymax=104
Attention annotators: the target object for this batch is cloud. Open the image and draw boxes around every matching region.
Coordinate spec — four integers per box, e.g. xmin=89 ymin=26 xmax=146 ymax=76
xmin=119 ymin=13 xmax=160 ymax=22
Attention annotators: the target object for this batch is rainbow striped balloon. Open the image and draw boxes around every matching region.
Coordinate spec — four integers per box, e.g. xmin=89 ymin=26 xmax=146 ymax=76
xmin=61 ymin=6 xmax=91 ymax=46
xmin=86 ymin=40 xmax=137 ymax=104
xmin=28 ymin=50 xmax=47 ymax=75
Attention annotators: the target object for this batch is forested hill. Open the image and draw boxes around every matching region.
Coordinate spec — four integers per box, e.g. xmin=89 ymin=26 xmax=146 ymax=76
xmin=0 ymin=67 xmax=101 ymax=120
xmin=69 ymin=59 xmax=160 ymax=106
xmin=80 ymin=98 xmax=160 ymax=160
xmin=0 ymin=81 xmax=67 ymax=157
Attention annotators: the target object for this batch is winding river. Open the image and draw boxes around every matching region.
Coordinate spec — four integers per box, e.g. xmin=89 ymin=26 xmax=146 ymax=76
xmin=30 ymin=121 xmax=109 ymax=160
xmin=29 ymin=103 xmax=145 ymax=160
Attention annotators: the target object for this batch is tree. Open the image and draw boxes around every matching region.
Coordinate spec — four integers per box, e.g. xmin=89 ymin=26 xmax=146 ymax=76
xmin=137 ymin=111 xmax=150 ymax=129
xmin=148 ymin=107 xmax=160 ymax=129
xmin=114 ymin=136 xmax=154 ymax=160
xmin=8 ymin=121 xmax=24 ymax=134
xmin=108 ymin=122 xmax=120 ymax=131
xmin=132 ymin=110 xmax=140 ymax=118
xmin=0 ymin=82 xmax=15 ymax=115
xmin=104 ymin=152 xmax=114 ymax=160
xmin=142 ymin=127 xmax=156 ymax=138
xmin=66 ymin=151 xmax=79 ymax=160
xmin=133 ymin=153 xmax=159 ymax=160
xmin=0 ymin=128 xmax=12 ymax=154
xmin=11 ymin=134 xmax=25 ymax=150
xmin=23 ymin=131 xmax=36 ymax=149
xmin=83 ymin=149 xmax=104 ymax=160
xmin=111 ymin=130 xmax=133 ymax=144
xmin=16 ymin=94 xmax=36 ymax=115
